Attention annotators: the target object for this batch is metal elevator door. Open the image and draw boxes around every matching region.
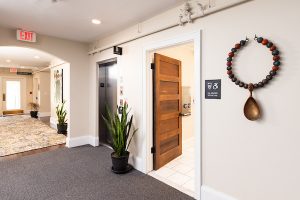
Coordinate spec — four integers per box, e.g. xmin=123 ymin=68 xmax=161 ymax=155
xmin=98 ymin=58 xmax=118 ymax=146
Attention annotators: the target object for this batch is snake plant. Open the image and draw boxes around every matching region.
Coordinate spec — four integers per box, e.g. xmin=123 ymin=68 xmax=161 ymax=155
xmin=56 ymin=101 xmax=67 ymax=124
xmin=102 ymin=103 xmax=138 ymax=157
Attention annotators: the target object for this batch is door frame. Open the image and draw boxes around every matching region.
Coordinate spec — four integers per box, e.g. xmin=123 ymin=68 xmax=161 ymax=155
xmin=1 ymin=76 xmax=27 ymax=112
xmin=96 ymin=57 xmax=118 ymax=148
xmin=142 ymin=30 xmax=202 ymax=199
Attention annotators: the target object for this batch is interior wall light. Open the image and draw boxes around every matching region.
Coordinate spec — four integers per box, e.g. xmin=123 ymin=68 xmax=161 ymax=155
xmin=92 ymin=19 xmax=102 ymax=25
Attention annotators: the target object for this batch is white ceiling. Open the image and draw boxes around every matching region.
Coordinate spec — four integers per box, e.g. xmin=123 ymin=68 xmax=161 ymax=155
xmin=0 ymin=0 xmax=184 ymax=42
xmin=0 ymin=46 xmax=56 ymax=70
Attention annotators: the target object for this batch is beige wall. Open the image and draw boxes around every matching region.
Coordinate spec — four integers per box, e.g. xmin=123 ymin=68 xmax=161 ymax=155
xmin=156 ymin=43 xmax=195 ymax=141
xmin=33 ymin=71 xmax=51 ymax=114
xmin=89 ymin=0 xmax=300 ymax=199
xmin=0 ymin=68 xmax=33 ymax=113
xmin=0 ymin=26 xmax=89 ymax=142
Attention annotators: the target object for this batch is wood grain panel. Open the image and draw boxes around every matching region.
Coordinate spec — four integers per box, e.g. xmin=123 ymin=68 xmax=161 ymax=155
xmin=160 ymin=81 xmax=179 ymax=95
xmin=159 ymin=61 xmax=179 ymax=77
xmin=160 ymin=135 xmax=179 ymax=155
xmin=160 ymin=100 xmax=179 ymax=114
xmin=159 ymin=117 xmax=179 ymax=134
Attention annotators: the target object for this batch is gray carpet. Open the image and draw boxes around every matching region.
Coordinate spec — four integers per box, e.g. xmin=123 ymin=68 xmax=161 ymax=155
xmin=0 ymin=146 xmax=194 ymax=200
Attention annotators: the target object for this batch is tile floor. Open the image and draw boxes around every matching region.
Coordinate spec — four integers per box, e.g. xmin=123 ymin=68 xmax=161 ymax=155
xmin=148 ymin=138 xmax=196 ymax=198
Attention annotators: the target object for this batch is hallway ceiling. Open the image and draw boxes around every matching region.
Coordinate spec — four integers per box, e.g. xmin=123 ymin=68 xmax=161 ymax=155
xmin=0 ymin=46 xmax=55 ymax=70
xmin=0 ymin=0 xmax=184 ymax=42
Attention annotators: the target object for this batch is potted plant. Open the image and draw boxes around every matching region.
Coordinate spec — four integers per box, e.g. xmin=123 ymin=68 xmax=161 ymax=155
xmin=102 ymin=103 xmax=138 ymax=174
xmin=56 ymin=101 xmax=68 ymax=135
xmin=29 ymin=102 xmax=39 ymax=118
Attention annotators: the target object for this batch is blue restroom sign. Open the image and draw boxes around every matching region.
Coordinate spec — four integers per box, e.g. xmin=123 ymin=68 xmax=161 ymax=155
xmin=205 ymin=79 xmax=221 ymax=99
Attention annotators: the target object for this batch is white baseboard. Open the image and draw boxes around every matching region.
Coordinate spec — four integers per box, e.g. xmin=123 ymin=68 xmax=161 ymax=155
xmin=50 ymin=117 xmax=57 ymax=129
xmin=38 ymin=112 xmax=51 ymax=117
xmin=66 ymin=136 xmax=99 ymax=148
xmin=201 ymin=186 xmax=237 ymax=200
xmin=129 ymin=155 xmax=143 ymax=172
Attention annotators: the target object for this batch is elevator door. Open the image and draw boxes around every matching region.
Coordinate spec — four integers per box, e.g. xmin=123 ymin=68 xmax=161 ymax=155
xmin=99 ymin=59 xmax=118 ymax=146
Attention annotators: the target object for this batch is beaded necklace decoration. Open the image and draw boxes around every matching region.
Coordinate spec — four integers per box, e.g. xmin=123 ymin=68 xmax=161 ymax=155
xmin=226 ymin=35 xmax=281 ymax=121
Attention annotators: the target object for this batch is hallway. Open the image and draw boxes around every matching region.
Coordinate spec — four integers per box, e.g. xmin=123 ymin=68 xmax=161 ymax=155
xmin=0 ymin=146 xmax=194 ymax=200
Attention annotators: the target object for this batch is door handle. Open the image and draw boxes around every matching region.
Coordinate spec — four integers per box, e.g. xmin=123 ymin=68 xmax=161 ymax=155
xmin=179 ymin=112 xmax=191 ymax=117
xmin=2 ymin=93 xmax=5 ymax=101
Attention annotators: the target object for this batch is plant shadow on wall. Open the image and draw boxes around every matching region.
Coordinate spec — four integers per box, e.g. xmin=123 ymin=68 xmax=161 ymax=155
xmin=102 ymin=103 xmax=138 ymax=174
xmin=56 ymin=101 xmax=68 ymax=135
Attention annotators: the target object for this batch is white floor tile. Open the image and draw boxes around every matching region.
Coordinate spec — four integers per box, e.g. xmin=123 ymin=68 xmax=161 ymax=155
xmin=165 ymin=159 xmax=180 ymax=168
xmin=172 ymin=163 xmax=193 ymax=174
xmin=186 ymin=169 xmax=195 ymax=178
xmin=167 ymin=172 xmax=190 ymax=185
xmin=182 ymin=179 xmax=195 ymax=191
xmin=149 ymin=137 xmax=196 ymax=198
xmin=154 ymin=167 xmax=175 ymax=178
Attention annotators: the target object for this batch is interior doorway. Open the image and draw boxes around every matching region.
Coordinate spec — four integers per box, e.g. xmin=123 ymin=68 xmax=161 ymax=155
xmin=149 ymin=42 xmax=196 ymax=198
xmin=0 ymin=46 xmax=69 ymax=157
xmin=141 ymin=31 xmax=201 ymax=199
xmin=2 ymin=77 xmax=25 ymax=111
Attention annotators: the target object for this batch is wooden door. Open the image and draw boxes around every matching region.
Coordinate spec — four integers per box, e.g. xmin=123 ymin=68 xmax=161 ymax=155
xmin=153 ymin=53 xmax=182 ymax=170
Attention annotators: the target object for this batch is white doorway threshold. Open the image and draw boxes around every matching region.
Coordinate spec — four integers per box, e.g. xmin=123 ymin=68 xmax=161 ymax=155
xmin=148 ymin=138 xmax=196 ymax=198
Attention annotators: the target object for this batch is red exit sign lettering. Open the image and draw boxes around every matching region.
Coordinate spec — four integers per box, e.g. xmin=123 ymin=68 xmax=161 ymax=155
xmin=10 ymin=68 xmax=18 ymax=73
xmin=16 ymin=30 xmax=36 ymax=43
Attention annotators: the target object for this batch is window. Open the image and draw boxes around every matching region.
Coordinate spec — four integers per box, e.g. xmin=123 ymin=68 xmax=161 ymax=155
xmin=6 ymin=81 xmax=21 ymax=110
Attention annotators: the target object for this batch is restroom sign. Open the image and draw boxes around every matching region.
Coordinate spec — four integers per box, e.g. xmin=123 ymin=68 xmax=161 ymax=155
xmin=205 ymin=79 xmax=221 ymax=99
xmin=16 ymin=30 xmax=36 ymax=43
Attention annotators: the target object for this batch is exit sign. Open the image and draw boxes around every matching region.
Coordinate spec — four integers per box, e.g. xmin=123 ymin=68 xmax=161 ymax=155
xmin=16 ymin=30 xmax=36 ymax=43
xmin=10 ymin=68 xmax=18 ymax=73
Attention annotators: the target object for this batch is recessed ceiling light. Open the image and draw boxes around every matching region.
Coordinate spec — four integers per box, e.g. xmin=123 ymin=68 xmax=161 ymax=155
xmin=6 ymin=59 xmax=11 ymax=63
xmin=34 ymin=55 xmax=40 ymax=59
xmin=91 ymin=19 xmax=101 ymax=25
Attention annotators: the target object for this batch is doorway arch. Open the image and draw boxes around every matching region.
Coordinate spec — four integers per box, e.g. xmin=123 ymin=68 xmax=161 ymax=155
xmin=0 ymin=45 xmax=71 ymax=146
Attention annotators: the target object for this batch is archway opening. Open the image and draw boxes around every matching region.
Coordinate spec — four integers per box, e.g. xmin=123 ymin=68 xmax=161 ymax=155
xmin=0 ymin=46 xmax=70 ymax=158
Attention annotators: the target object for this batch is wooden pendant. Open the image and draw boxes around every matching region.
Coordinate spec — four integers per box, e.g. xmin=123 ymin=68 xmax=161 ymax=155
xmin=244 ymin=84 xmax=261 ymax=121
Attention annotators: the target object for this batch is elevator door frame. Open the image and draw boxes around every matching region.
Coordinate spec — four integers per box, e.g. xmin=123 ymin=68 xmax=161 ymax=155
xmin=97 ymin=57 xmax=118 ymax=147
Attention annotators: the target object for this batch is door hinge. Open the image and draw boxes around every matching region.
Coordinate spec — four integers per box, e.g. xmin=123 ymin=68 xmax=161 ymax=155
xmin=151 ymin=146 xmax=156 ymax=154
xmin=151 ymin=63 xmax=155 ymax=70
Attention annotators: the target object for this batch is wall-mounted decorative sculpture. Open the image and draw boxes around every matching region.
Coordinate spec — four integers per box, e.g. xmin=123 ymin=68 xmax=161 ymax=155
xmin=226 ymin=35 xmax=281 ymax=121
xmin=179 ymin=2 xmax=193 ymax=26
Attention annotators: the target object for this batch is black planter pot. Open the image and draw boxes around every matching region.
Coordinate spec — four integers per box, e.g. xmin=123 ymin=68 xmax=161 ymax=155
xmin=111 ymin=151 xmax=132 ymax=174
xmin=57 ymin=123 xmax=68 ymax=135
xmin=30 ymin=111 xmax=38 ymax=118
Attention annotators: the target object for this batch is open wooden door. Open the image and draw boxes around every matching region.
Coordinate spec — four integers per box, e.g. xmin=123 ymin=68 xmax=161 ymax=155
xmin=153 ymin=53 xmax=182 ymax=170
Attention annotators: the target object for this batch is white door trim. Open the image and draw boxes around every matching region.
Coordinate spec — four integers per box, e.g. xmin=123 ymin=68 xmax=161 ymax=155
xmin=1 ymin=76 xmax=27 ymax=112
xmin=142 ymin=30 xmax=202 ymax=199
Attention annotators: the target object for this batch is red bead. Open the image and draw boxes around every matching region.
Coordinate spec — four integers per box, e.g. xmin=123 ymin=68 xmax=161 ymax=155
xmin=235 ymin=43 xmax=241 ymax=49
xmin=228 ymin=52 xmax=234 ymax=57
xmin=227 ymin=70 xmax=232 ymax=75
xmin=273 ymin=55 xmax=280 ymax=61
xmin=270 ymin=46 xmax=277 ymax=51
xmin=227 ymin=62 xmax=232 ymax=67
xmin=272 ymin=66 xmax=279 ymax=71
xmin=262 ymin=39 xmax=268 ymax=45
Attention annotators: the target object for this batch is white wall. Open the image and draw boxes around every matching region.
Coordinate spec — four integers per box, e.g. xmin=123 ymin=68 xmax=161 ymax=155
xmin=89 ymin=0 xmax=300 ymax=200
xmin=0 ymin=27 xmax=90 ymax=143
xmin=156 ymin=43 xmax=195 ymax=141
